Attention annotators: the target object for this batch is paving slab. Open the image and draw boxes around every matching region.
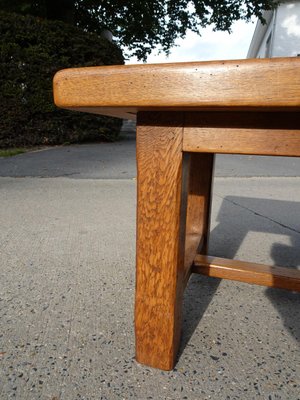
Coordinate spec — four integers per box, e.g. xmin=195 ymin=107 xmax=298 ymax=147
xmin=0 ymin=176 xmax=299 ymax=400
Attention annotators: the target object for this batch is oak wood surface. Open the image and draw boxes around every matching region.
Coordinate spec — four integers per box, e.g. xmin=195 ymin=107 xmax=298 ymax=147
xmin=53 ymin=58 xmax=300 ymax=119
xmin=53 ymin=57 xmax=300 ymax=371
xmin=184 ymin=153 xmax=214 ymax=285
xmin=183 ymin=112 xmax=300 ymax=156
xmin=193 ymin=255 xmax=300 ymax=292
xmin=135 ymin=112 xmax=186 ymax=371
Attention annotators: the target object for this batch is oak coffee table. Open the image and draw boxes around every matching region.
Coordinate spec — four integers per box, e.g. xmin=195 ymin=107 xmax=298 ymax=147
xmin=54 ymin=57 xmax=300 ymax=370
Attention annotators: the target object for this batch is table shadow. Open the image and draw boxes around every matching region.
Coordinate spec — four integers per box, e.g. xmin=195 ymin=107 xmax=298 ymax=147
xmin=178 ymin=195 xmax=300 ymax=361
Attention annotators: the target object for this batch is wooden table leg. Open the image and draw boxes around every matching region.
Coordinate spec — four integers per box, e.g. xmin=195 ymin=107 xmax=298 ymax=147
xmin=184 ymin=153 xmax=215 ymax=283
xmin=187 ymin=153 xmax=214 ymax=254
xmin=135 ymin=112 xmax=187 ymax=370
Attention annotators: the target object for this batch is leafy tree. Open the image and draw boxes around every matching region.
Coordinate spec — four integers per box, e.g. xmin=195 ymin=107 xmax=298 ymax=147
xmin=0 ymin=0 xmax=279 ymax=60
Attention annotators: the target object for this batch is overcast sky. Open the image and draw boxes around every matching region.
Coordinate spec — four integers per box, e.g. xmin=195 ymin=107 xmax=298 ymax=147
xmin=127 ymin=18 xmax=257 ymax=64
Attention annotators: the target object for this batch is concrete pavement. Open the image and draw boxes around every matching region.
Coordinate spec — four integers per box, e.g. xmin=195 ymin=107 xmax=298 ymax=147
xmin=0 ymin=137 xmax=299 ymax=399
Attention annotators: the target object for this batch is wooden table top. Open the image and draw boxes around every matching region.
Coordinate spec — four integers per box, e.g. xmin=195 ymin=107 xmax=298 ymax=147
xmin=53 ymin=57 xmax=300 ymax=120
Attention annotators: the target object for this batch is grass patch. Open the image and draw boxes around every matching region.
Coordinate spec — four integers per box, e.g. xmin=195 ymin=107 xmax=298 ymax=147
xmin=0 ymin=148 xmax=27 ymax=157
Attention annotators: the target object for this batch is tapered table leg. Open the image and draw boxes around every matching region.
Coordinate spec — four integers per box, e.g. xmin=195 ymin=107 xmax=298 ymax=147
xmin=135 ymin=112 xmax=187 ymax=370
xmin=186 ymin=153 xmax=215 ymax=254
xmin=183 ymin=153 xmax=215 ymax=282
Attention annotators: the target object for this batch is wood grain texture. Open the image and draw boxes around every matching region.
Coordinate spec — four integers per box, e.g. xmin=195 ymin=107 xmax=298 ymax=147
xmin=63 ymin=106 xmax=137 ymax=120
xmin=53 ymin=58 xmax=300 ymax=119
xmin=183 ymin=112 xmax=300 ymax=156
xmin=184 ymin=153 xmax=215 ymax=285
xmin=135 ymin=112 xmax=186 ymax=370
xmin=193 ymin=255 xmax=300 ymax=292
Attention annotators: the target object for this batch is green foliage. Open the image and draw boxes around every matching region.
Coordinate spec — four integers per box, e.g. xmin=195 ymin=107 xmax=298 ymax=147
xmin=0 ymin=11 xmax=124 ymax=148
xmin=0 ymin=0 xmax=279 ymax=60
xmin=0 ymin=148 xmax=27 ymax=157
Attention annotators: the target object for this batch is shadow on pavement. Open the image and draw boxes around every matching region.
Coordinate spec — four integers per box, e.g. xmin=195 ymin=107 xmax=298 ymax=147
xmin=179 ymin=196 xmax=300 ymax=361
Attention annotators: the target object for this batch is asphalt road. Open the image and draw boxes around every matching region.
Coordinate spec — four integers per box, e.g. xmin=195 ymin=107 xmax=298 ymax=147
xmin=1 ymin=137 xmax=300 ymax=178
